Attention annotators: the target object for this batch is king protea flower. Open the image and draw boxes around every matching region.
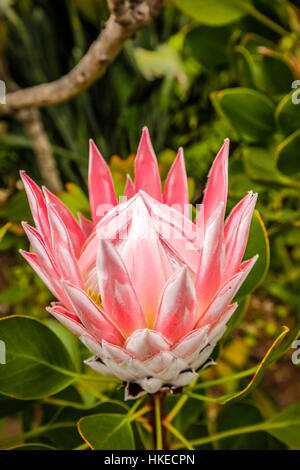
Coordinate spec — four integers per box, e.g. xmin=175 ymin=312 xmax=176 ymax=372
xmin=20 ymin=127 xmax=258 ymax=399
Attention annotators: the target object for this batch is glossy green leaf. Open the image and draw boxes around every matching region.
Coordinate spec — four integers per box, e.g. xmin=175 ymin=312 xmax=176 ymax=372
xmin=265 ymin=402 xmax=300 ymax=448
xmin=276 ymin=130 xmax=300 ymax=176
xmin=0 ymin=394 xmax=32 ymax=418
xmin=0 ymin=191 xmax=32 ymax=222
xmin=242 ymin=146 xmax=294 ymax=187
xmin=236 ymin=210 xmax=270 ymax=299
xmin=0 ymin=316 xmax=76 ymax=399
xmin=276 ymin=92 xmax=300 ymax=136
xmin=8 ymin=443 xmax=56 ymax=450
xmin=211 ymin=88 xmax=276 ymax=142
xmin=78 ymin=413 xmax=135 ymax=450
xmin=173 ymin=0 xmax=250 ymax=26
xmin=258 ymin=55 xmax=295 ymax=96
xmin=43 ymin=318 xmax=81 ymax=371
xmin=185 ymin=26 xmax=230 ymax=70
xmin=217 ymin=403 xmax=281 ymax=450
xmin=133 ymin=45 xmax=187 ymax=83
xmin=234 ymin=45 xmax=257 ymax=88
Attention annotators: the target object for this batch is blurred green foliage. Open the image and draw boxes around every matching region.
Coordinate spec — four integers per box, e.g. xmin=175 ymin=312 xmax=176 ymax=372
xmin=0 ymin=0 xmax=300 ymax=450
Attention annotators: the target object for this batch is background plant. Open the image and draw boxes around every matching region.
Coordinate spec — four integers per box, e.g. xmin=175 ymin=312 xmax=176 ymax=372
xmin=0 ymin=0 xmax=300 ymax=450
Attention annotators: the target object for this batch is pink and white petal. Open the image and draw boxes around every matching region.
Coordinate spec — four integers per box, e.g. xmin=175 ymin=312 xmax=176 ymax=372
xmin=195 ymin=203 xmax=225 ymax=312
xmin=138 ymin=190 xmax=200 ymax=274
xmin=101 ymin=341 xmax=132 ymax=364
xmin=20 ymin=171 xmax=51 ymax=245
xmin=137 ymin=378 xmax=163 ymax=394
xmin=171 ymin=325 xmax=210 ymax=360
xmin=194 ymin=204 xmax=205 ymax=251
xmin=144 ymin=351 xmax=174 ymax=375
xmin=46 ymin=303 xmax=87 ymax=337
xmin=47 ymin=205 xmax=84 ymax=288
xmin=201 ymin=139 xmax=229 ymax=224
xmin=208 ymin=303 xmax=238 ymax=338
xmin=85 ymin=356 xmax=117 ymax=378
xmin=157 ymin=357 xmax=188 ymax=382
xmin=125 ymin=329 xmax=171 ymax=361
xmin=20 ymin=249 xmax=72 ymax=309
xmin=224 ymin=192 xmax=257 ymax=280
xmin=224 ymin=192 xmax=252 ymax=242
xmin=43 ymin=186 xmax=85 ymax=257
xmin=21 ymin=224 xmax=74 ymax=307
xmin=88 ymin=139 xmax=118 ymax=223
xmin=63 ymin=281 xmax=124 ymax=346
xmin=154 ymin=267 xmax=197 ymax=343
xmin=134 ymin=127 xmax=162 ymax=201
xmin=123 ymin=174 xmax=136 ymax=199
xmin=164 ymin=148 xmax=189 ymax=214
xmin=173 ymin=370 xmax=198 ymax=388
xmin=95 ymin=192 xmax=140 ymax=242
xmin=97 ymin=238 xmax=146 ymax=336
xmin=78 ymin=213 xmax=94 ymax=238
xmin=102 ymin=358 xmax=142 ymax=382
xmin=79 ymin=335 xmax=103 ymax=356
xmin=196 ymin=255 xmax=258 ymax=328
xmin=22 ymin=222 xmax=54 ymax=264
xmin=119 ymin=198 xmax=172 ymax=327
xmin=190 ymin=344 xmax=216 ymax=372
xmin=192 ymin=304 xmax=239 ymax=372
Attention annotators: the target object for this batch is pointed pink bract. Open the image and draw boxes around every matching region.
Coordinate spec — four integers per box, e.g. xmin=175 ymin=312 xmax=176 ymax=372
xmin=88 ymin=139 xmax=118 ymax=223
xmin=134 ymin=127 xmax=162 ymax=201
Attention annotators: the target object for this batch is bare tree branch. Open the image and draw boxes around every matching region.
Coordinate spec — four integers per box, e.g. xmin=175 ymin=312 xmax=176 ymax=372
xmin=16 ymin=108 xmax=63 ymax=193
xmin=0 ymin=0 xmax=162 ymax=115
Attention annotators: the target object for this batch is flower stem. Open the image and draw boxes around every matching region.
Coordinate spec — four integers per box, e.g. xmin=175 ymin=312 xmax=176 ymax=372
xmin=149 ymin=393 xmax=168 ymax=450
xmin=154 ymin=394 xmax=163 ymax=450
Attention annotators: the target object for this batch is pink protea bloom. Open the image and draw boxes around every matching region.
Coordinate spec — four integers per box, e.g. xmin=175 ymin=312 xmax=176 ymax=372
xmin=20 ymin=127 xmax=258 ymax=399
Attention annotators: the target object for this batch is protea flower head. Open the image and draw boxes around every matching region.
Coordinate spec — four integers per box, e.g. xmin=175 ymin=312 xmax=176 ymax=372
xmin=20 ymin=127 xmax=258 ymax=399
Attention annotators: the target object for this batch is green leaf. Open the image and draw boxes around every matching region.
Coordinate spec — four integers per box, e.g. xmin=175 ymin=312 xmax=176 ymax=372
xmin=43 ymin=318 xmax=81 ymax=372
xmin=236 ymin=210 xmax=270 ymax=299
xmin=258 ymin=55 xmax=295 ymax=96
xmin=173 ymin=0 xmax=250 ymax=26
xmin=265 ymin=402 xmax=300 ymax=448
xmin=217 ymin=403 xmax=279 ymax=450
xmin=133 ymin=44 xmax=187 ymax=83
xmin=0 ymin=191 xmax=32 ymax=222
xmin=211 ymin=88 xmax=276 ymax=142
xmin=276 ymin=130 xmax=300 ymax=176
xmin=223 ymin=326 xmax=290 ymax=404
xmin=276 ymin=92 xmax=300 ymax=136
xmin=242 ymin=146 xmax=294 ymax=187
xmin=185 ymin=26 xmax=230 ymax=70
xmin=78 ymin=413 xmax=135 ymax=450
xmin=0 ymin=394 xmax=32 ymax=418
xmin=8 ymin=443 xmax=56 ymax=450
xmin=0 ymin=315 xmax=76 ymax=399
xmin=234 ymin=45 xmax=257 ymax=89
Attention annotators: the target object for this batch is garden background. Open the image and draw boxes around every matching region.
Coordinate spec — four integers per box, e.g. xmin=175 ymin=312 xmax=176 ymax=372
xmin=0 ymin=0 xmax=300 ymax=450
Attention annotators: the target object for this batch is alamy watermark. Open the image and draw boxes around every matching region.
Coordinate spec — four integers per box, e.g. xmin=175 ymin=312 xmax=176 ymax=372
xmin=95 ymin=198 xmax=204 ymax=250
xmin=0 ymin=80 xmax=5 ymax=104
xmin=291 ymin=340 xmax=300 ymax=365
xmin=0 ymin=340 xmax=6 ymax=364
xmin=291 ymin=80 xmax=300 ymax=105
